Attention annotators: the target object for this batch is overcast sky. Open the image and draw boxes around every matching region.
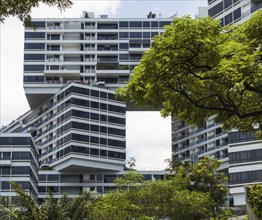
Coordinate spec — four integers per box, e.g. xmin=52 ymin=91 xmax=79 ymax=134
xmin=0 ymin=0 xmax=206 ymax=169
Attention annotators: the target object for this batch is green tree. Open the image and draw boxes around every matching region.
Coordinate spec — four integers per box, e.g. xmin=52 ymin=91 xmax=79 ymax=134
xmin=0 ymin=0 xmax=72 ymax=23
xmin=89 ymin=170 xmax=215 ymax=220
xmin=246 ymin=184 xmax=262 ymax=219
xmin=0 ymin=182 xmax=44 ymax=220
xmin=116 ymin=11 xmax=262 ymax=135
xmin=0 ymin=182 xmax=94 ymax=220
xmin=168 ymin=157 xmax=228 ymax=217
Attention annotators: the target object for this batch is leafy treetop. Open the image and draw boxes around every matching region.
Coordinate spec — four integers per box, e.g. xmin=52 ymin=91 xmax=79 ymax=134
xmin=116 ymin=11 xmax=262 ymax=135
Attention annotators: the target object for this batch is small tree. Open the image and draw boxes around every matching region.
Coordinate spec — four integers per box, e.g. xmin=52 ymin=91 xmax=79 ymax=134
xmin=0 ymin=182 xmax=95 ymax=220
xmin=167 ymin=157 xmax=229 ymax=218
xmin=90 ymin=170 xmax=215 ymax=220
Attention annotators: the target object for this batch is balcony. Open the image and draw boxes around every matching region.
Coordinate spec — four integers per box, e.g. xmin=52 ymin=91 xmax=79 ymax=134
xmin=96 ymin=64 xmax=130 ymax=73
xmin=129 ymin=47 xmax=147 ymax=52
xmin=84 ymin=26 xmax=97 ymax=29
xmin=44 ymin=66 xmax=80 ymax=77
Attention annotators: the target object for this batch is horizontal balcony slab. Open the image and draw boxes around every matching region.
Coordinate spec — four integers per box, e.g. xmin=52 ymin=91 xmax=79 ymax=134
xmin=49 ymin=154 xmax=125 ymax=172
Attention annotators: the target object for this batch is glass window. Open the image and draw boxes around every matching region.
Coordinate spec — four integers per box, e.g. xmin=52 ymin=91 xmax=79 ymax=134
xmin=2 ymin=167 xmax=11 ymax=175
xmin=100 ymin=103 xmax=107 ymax=110
xmin=143 ymin=174 xmax=152 ymax=180
xmin=108 ymin=127 xmax=125 ymax=136
xmin=1 ymin=181 xmax=10 ymax=190
xmin=91 ymin=101 xmax=99 ymax=109
xmin=143 ymin=21 xmax=150 ymax=28
xmin=3 ymin=152 xmax=11 ymax=160
xmin=25 ymin=32 xmax=45 ymax=39
xmin=12 ymin=167 xmax=30 ymax=175
xmin=159 ymin=21 xmax=171 ymax=27
xmin=151 ymin=21 xmax=158 ymax=28
xmin=96 ymin=174 xmax=103 ymax=182
xmin=119 ymin=21 xmax=129 ymax=28
xmin=130 ymin=21 xmax=142 ymax=28
xmin=100 ymin=126 xmax=107 ymax=134
xmin=119 ymin=54 xmax=129 ymax=61
xmin=100 ymin=92 xmax=107 ymax=99
xmin=224 ymin=0 xmax=232 ymax=9
xmin=208 ymin=2 xmax=223 ymax=17
xmin=47 ymin=45 xmax=60 ymax=51
xmin=90 ymin=136 xmax=99 ymax=144
xmin=233 ymin=8 xmax=241 ymax=21
xmin=100 ymin=114 xmax=107 ymax=122
xmin=12 ymin=152 xmax=31 ymax=160
xmin=24 ymin=54 xmax=45 ymax=61
xmin=39 ymin=174 xmax=46 ymax=181
xmin=90 ymin=148 xmax=99 ymax=155
xmin=104 ymin=175 xmax=117 ymax=183
xmin=24 ymin=65 xmax=44 ymax=72
xmin=50 ymin=65 xmax=59 ymax=70
xmin=38 ymin=186 xmax=46 ymax=192
xmin=91 ymin=125 xmax=99 ymax=132
xmin=108 ymin=139 xmax=126 ymax=148
xmin=50 ymin=34 xmax=60 ymax=40
xmin=151 ymin=32 xmax=158 ymax=38
xmin=91 ymin=89 xmax=99 ymax=97
xmin=119 ymin=32 xmax=129 ymax=38
xmin=143 ymin=32 xmax=151 ymax=38
xmin=225 ymin=13 xmax=233 ymax=25
xmin=100 ymin=138 xmax=107 ymax=145
xmin=91 ymin=113 xmax=99 ymax=120
xmin=130 ymin=32 xmax=142 ymax=38
xmin=119 ymin=43 xmax=129 ymax=50
xmin=25 ymin=21 xmax=45 ymax=28
xmin=47 ymin=174 xmax=59 ymax=181
xmin=24 ymin=43 xmax=45 ymax=50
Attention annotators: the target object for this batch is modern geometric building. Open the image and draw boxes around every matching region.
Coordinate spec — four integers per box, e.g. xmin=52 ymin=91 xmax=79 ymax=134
xmin=228 ymin=138 xmax=262 ymax=206
xmin=1 ymin=12 xmax=172 ymax=198
xmin=23 ymin=11 xmax=172 ymax=109
xmin=171 ymin=116 xmax=229 ymax=171
xmin=208 ymin=0 xmax=262 ymax=26
xmin=0 ymin=133 xmax=39 ymax=198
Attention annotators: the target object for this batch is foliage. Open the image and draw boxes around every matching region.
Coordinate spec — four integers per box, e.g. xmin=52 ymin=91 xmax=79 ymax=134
xmin=0 ymin=0 xmax=72 ymax=23
xmin=168 ymin=157 xmax=228 ymax=217
xmin=0 ymin=182 xmax=44 ymax=220
xmin=0 ymin=182 xmax=94 ymax=220
xmin=246 ymin=184 xmax=262 ymax=219
xmin=90 ymin=158 xmax=229 ymax=219
xmin=90 ymin=177 xmax=213 ymax=220
xmin=116 ymin=11 xmax=262 ymax=135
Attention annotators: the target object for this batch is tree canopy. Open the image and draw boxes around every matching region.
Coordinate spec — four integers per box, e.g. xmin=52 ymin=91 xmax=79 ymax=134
xmin=90 ymin=158 xmax=230 ymax=220
xmin=116 ymin=11 xmax=262 ymax=134
xmin=0 ymin=0 xmax=72 ymax=23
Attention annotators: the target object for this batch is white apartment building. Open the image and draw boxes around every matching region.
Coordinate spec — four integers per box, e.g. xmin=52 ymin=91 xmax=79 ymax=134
xmin=208 ymin=0 xmax=262 ymax=26
xmin=23 ymin=11 xmax=172 ymax=109
xmin=228 ymin=139 xmax=262 ymax=206
xmin=1 ymin=12 xmax=172 ymax=198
